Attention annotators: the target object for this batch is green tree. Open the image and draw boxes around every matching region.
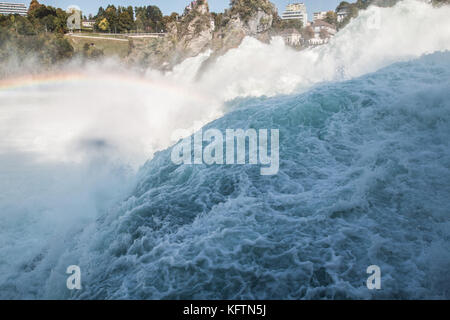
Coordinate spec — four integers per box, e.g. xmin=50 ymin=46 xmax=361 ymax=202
xmin=134 ymin=5 xmax=164 ymax=32
xmin=12 ymin=15 xmax=35 ymax=35
xmin=98 ymin=18 xmax=109 ymax=31
xmin=279 ymin=19 xmax=303 ymax=32
xmin=97 ymin=7 xmax=105 ymax=18
xmin=324 ymin=11 xmax=337 ymax=25
xmin=134 ymin=7 xmax=146 ymax=31
xmin=229 ymin=0 xmax=274 ymax=22
xmin=147 ymin=5 xmax=163 ymax=32
xmin=105 ymin=5 xmax=118 ymax=32
xmin=336 ymin=1 xmax=360 ymax=29
xmin=126 ymin=6 xmax=134 ymax=20
xmin=146 ymin=5 xmax=163 ymax=23
xmin=118 ymin=11 xmax=133 ymax=32
xmin=50 ymin=36 xmax=74 ymax=61
xmin=336 ymin=1 xmax=351 ymax=11
xmin=54 ymin=8 xmax=68 ymax=34
xmin=41 ymin=14 xmax=55 ymax=32
xmin=28 ymin=0 xmax=41 ymax=16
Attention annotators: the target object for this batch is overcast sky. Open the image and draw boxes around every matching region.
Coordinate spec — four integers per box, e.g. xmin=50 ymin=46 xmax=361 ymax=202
xmin=37 ymin=0 xmax=344 ymax=19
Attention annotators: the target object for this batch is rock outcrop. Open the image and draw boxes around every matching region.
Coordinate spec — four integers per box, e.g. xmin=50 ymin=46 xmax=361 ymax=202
xmin=211 ymin=3 xmax=276 ymax=56
xmin=174 ymin=1 xmax=214 ymax=60
xmin=127 ymin=0 xmax=279 ymax=71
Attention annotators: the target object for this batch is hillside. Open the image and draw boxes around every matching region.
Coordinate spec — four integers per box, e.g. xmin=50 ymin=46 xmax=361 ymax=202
xmin=126 ymin=0 xmax=279 ymax=71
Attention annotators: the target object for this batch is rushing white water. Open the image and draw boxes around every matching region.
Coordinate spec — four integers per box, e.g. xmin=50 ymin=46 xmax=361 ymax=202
xmin=199 ymin=0 xmax=450 ymax=99
xmin=0 ymin=0 xmax=449 ymax=299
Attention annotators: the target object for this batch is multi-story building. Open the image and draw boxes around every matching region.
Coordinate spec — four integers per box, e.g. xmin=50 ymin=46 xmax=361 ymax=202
xmin=281 ymin=3 xmax=308 ymax=28
xmin=0 ymin=2 xmax=27 ymax=16
xmin=308 ymin=20 xmax=336 ymax=45
xmin=282 ymin=28 xmax=302 ymax=46
xmin=313 ymin=11 xmax=328 ymax=21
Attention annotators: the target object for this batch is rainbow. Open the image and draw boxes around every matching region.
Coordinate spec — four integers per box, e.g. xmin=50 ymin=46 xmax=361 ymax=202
xmin=0 ymin=73 xmax=86 ymax=91
xmin=0 ymin=72 xmax=215 ymax=102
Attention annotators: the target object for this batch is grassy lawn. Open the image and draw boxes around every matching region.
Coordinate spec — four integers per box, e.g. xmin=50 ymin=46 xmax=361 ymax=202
xmin=66 ymin=35 xmax=130 ymax=58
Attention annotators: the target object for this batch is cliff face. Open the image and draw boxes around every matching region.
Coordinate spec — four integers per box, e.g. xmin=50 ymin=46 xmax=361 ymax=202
xmin=174 ymin=1 xmax=214 ymax=60
xmin=127 ymin=0 xmax=278 ymax=71
xmin=212 ymin=5 xmax=275 ymax=56
xmin=127 ymin=0 xmax=214 ymax=70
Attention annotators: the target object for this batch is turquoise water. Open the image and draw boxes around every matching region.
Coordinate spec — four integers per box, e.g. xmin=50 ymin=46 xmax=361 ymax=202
xmin=57 ymin=52 xmax=450 ymax=299
xmin=1 ymin=51 xmax=449 ymax=299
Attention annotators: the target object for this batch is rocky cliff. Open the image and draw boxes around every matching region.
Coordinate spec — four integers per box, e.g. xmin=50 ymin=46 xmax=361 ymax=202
xmin=211 ymin=1 xmax=276 ymax=56
xmin=127 ymin=0 xmax=279 ymax=71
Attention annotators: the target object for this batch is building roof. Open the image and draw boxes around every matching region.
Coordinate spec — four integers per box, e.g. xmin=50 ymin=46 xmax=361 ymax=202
xmin=312 ymin=20 xmax=335 ymax=29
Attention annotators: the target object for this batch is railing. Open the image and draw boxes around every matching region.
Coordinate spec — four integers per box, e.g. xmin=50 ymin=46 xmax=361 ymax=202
xmin=68 ymin=31 xmax=167 ymax=39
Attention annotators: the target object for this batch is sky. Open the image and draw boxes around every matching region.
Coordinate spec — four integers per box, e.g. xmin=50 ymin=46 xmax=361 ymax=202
xmin=35 ymin=0 xmax=344 ymax=20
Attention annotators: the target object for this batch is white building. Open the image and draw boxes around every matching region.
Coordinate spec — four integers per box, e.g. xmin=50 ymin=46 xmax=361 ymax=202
xmin=312 ymin=20 xmax=336 ymax=35
xmin=282 ymin=28 xmax=302 ymax=46
xmin=313 ymin=11 xmax=328 ymax=21
xmin=82 ymin=20 xmax=96 ymax=29
xmin=308 ymin=20 xmax=336 ymax=45
xmin=281 ymin=3 xmax=308 ymax=28
xmin=0 ymin=2 xmax=27 ymax=16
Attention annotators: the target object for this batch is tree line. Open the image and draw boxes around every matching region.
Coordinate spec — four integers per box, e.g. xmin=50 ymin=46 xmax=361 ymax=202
xmin=93 ymin=5 xmax=179 ymax=33
xmin=0 ymin=0 xmax=74 ymax=72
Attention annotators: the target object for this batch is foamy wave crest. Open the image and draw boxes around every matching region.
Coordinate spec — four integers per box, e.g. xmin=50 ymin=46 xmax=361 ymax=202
xmin=2 ymin=50 xmax=449 ymax=299
xmin=65 ymin=52 xmax=450 ymax=299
